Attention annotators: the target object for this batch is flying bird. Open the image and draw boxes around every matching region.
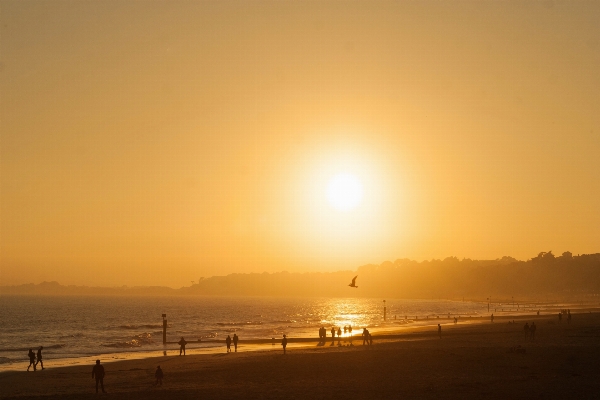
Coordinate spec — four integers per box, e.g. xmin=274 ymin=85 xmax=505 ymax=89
xmin=348 ymin=276 xmax=358 ymax=288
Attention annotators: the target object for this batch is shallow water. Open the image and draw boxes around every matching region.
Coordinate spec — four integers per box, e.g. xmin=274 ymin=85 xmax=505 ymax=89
xmin=0 ymin=295 xmax=487 ymax=369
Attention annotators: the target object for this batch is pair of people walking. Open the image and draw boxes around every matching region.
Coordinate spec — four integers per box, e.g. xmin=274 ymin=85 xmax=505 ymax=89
xmin=225 ymin=334 xmax=239 ymax=352
xmin=523 ymin=322 xmax=537 ymax=340
xmin=26 ymin=347 xmax=44 ymax=371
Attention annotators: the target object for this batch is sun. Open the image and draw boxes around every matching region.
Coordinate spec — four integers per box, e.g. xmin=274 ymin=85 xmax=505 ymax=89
xmin=326 ymin=173 xmax=364 ymax=212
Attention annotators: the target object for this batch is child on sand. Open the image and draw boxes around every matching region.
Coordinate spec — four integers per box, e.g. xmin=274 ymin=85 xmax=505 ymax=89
xmin=154 ymin=366 xmax=163 ymax=386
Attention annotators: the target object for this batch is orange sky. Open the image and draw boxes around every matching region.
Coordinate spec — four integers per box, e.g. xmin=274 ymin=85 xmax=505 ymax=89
xmin=1 ymin=1 xmax=599 ymax=287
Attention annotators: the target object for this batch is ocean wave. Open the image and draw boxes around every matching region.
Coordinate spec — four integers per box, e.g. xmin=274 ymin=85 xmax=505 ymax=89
xmin=101 ymin=333 xmax=154 ymax=348
xmin=0 ymin=344 xmax=65 ymax=353
xmin=59 ymin=333 xmax=85 ymax=339
xmin=118 ymin=324 xmax=164 ymax=330
xmin=216 ymin=322 xmax=263 ymax=326
xmin=0 ymin=357 xmax=12 ymax=364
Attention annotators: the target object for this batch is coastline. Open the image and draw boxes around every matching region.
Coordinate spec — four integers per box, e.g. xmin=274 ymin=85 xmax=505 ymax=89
xmin=2 ymin=310 xmax=600 ymax=399
xmin=3 ymin=305 xmax=598 ymax=374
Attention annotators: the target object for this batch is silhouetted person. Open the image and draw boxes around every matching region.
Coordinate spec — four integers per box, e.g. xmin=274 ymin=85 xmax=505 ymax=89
xmin=537 ymin=310 xmax=540 ymax=316
xmin=27 ymin=349 xmax=36 ymax=371
xmin=154 ymin=366 xmax=163 ymax=386
xmin=344 ymin=326 xmax=347 ymax=334
xmin=524 ymin=322 xmax=530 ymax=340
xmin=337 ymin=327 xmax=342 ymax=344
xmin=282 ymin=335 xmax=288 ymax=354
xmin=530 ymin=322 xmax=536 ymax=340
xmin=348 ymin=325 xmax=353 ymax=345
xmin=35 ymin=346 xmax=44 ymax=370
xmin=226 ymin=335 xmax=232 ymax=353
xmin=491 ymin=314 xmax=494 ymax=323
xmin=331 ymin=327 xmax=335 ymax=340
xmin=178 ymin=337 xmax=187 ymax=356
xmin=92 ymin=360 xmax=106 ymax=393
xmin=438 ymin=324 xmax=442 ymax=339
xmin=362 ymin=328 xmax=369 ymax=345
xmin=558 ymin=312 xmax=562 ymax=322
xmin=233 ymin=333 xmax=239 ymax=352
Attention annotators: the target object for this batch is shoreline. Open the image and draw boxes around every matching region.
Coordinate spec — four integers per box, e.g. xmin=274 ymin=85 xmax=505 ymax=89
xmin=2 ymin=307 xmax=597 ymax=374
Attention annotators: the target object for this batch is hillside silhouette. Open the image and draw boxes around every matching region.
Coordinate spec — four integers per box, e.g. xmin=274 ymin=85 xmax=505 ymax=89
xmin=3 ymin=252 xmax=598 ymax=300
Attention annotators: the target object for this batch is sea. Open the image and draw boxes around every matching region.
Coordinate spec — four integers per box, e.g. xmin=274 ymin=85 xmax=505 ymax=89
xmin=0 ymin=296 xmax=487 ymax=371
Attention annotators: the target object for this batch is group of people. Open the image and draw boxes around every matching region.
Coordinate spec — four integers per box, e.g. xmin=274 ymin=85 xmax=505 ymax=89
xmin=318 ymin=325 xmax=354 ymax=342
xmin=26 ymin=346 xmax=44 ymax=372
xmin=523 ymin=322 xmax=537 ymax=340
xmin=225 ymin=334 xmax=239 ymax=352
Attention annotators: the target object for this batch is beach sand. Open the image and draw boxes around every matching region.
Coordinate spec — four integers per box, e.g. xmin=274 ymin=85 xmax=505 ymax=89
xmin=2 ymin=312 xmax=599 ymax=399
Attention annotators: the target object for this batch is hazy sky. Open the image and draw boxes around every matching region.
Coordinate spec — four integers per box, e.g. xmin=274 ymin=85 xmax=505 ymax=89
xmin=1 ymin=1 xmax=599 ymax=287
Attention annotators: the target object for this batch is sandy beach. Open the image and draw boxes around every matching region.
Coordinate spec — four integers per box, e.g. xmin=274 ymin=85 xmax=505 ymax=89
xmin=1 ymin=311 xmax=599 ymax=399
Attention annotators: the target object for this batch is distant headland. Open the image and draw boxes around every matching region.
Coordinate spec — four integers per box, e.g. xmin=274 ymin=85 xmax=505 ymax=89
xmin=2 ymin=252 xmax=598 ymax=301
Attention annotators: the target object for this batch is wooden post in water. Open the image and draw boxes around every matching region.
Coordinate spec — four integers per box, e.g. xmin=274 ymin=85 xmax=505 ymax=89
xmin=162 ymin=314 xmax=167 ymax=344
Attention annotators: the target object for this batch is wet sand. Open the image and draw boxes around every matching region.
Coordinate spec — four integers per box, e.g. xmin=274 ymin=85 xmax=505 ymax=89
xmin=2 ymin=312 xmax=600 ymax=399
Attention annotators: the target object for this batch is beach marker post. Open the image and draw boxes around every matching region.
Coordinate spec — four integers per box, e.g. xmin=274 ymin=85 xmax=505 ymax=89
xmin=162 ymin=314 xmax=167 ymax=345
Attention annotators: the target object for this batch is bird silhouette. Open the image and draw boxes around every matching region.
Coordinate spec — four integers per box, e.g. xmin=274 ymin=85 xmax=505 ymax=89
xmin=348 ymin=276 xmax=358 ymax=288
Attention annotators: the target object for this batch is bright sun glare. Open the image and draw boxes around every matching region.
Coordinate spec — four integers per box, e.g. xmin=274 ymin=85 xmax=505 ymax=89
xmin=326 ymin=173 xmax=364 ymax=212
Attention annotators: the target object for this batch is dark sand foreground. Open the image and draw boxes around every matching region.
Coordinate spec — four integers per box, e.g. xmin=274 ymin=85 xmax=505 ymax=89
xmin=2 ymin=312 xmax=600 ymax=399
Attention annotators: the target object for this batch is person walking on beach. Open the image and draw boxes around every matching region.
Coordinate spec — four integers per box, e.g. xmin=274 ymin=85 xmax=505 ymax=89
xmin=27 ymin=349 xmax=36 ymax=371
xmin=226 ymin=335 xmax=232 ymax=353
xmin=92 ymin=360 xmax=106 ymax=393
xmin=530 ymin=322 xmax=537 ymax=340
xmin=35 ymin=346 xmax=44 ymax=370
xmin=362 ymin=328 xmax=369 ymax=345
xmin=524 ymin=322 xmax=530 ymax=340
xmin=154 ymin=365 xmax=163 ymax=386
xmin=331 ymin=327 xmax=335 ymax=340
xmin=233 ymin=333 xmax=239 ymax=352
xmin=491 ymin=314 xmax=494 ymax=323
xmin=438 ymin=324 xmax=442 ymax=339
xmin=337 ymin=327 xmax=342 ymax=345
xmin=558 ymin=312 xmax=562 ymax=322
xmin=282 ymin=334 xmax=288 ymax=354
xmin=178 ymin=337 xmax=187 ymax=356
